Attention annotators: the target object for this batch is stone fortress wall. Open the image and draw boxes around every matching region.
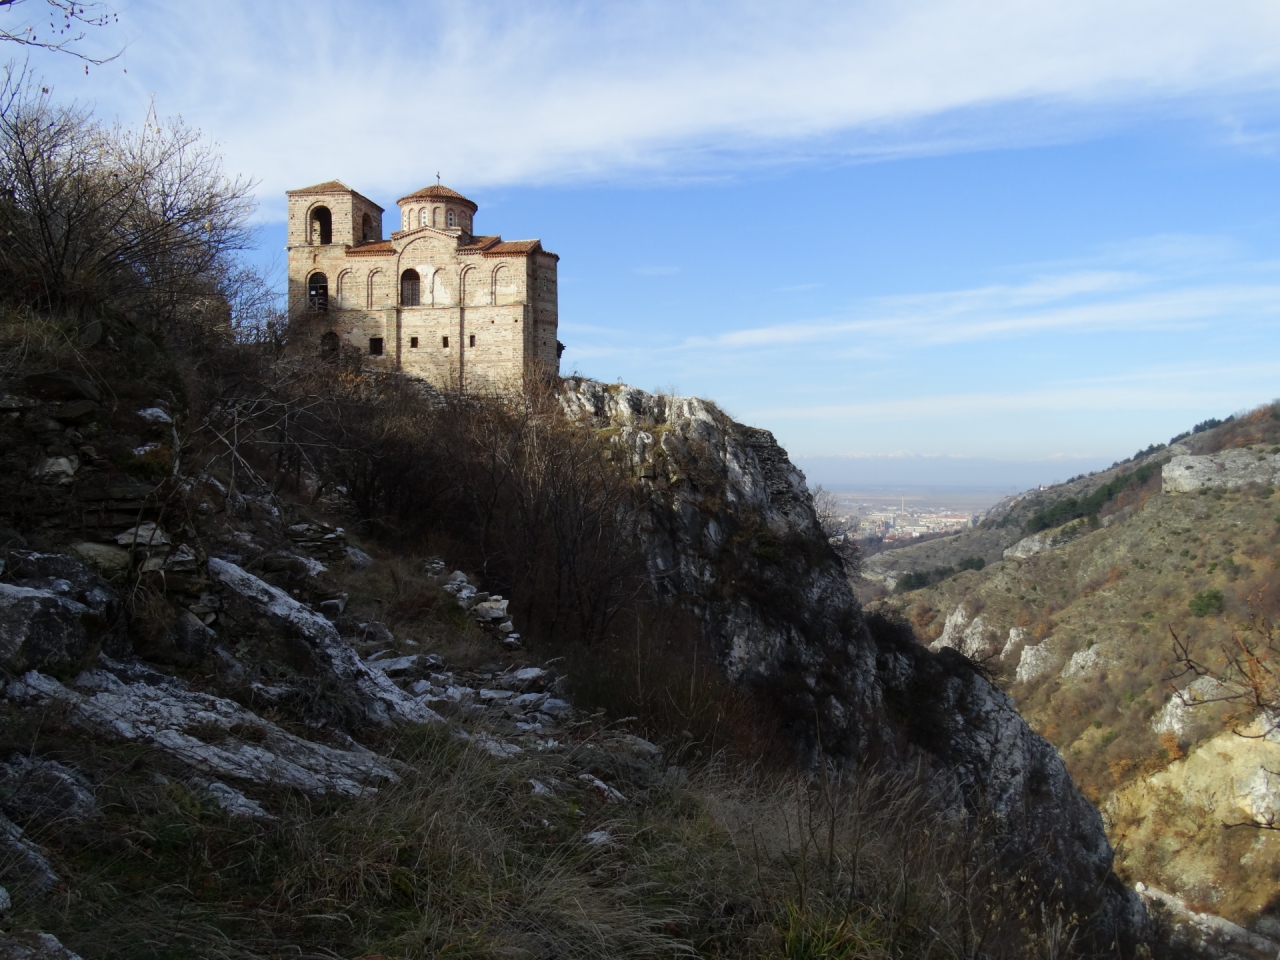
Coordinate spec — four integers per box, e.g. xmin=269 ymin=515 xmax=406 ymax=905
xmin=286 ymin=180 xmax=561 ymax=392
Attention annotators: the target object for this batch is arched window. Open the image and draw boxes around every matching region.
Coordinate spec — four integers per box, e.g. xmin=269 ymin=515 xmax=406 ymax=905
xmin=447 ymin=209 xmax=456 ymax=228
xmin=419 ymin=208 xmax=429 ymax=228
xmin=361 ymin=213 xmax=373 ymax=242
xmin=311 ymin=206 xmax=332 ymax=245
xmin=320 ymin=331 xmax=340 ymax=362
xmin=307 ymin=272 xmax=328 ymax=312
xmin=432 ymin=207 xmax=440 ymax=227
xmin=401 ymin=269 xmax=421 ymax=307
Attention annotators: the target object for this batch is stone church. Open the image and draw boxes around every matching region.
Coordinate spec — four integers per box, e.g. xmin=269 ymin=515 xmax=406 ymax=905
xmin=285 ymin=180 xmax=561 ymax=391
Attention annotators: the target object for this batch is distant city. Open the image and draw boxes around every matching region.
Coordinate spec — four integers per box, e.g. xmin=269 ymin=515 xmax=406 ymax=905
xmin=825 ymin=489 xmax=1007 ymax=545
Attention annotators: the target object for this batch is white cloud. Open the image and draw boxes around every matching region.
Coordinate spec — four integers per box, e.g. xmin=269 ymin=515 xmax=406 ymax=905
xmin=38 ymin=0 xmax=1280 ymax=202
xmin=688 ymin=253 xmax=1280 ymax=351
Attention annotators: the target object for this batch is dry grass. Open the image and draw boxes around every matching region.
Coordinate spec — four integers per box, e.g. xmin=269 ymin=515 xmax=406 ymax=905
xmin=1 ymin=700 xmax=1107 ymax=959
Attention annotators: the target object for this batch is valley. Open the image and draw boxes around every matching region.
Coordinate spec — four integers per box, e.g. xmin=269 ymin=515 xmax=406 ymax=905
xmin=867 ymin=406 xmax=1280 ymax=951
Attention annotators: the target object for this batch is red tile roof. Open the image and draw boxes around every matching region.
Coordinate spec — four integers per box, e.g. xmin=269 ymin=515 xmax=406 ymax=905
xmin=346 ymin=240 xmax=394 ymax=256
xmin=483 ymin=239 xmax=542 ymax=257
xmin=396 ymin=184 xmax=478 ymax=210
xmin=287 ymin=179 xmax=350 ymax=195
xmin=457 ymin=235 xmax=502 ymax=254
xmin=340 ymin=235 xmax=557 ymax=261
xmin=286 ymin=180 xmax=384 ymax=211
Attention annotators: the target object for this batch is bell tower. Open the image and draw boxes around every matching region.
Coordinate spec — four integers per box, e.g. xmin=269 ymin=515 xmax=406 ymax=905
xmin=285 ymin=180 xmax=385 ymax=248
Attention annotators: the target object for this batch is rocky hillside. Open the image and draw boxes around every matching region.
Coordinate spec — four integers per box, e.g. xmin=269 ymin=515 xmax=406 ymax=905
xmin=864 ymin=412 xmax=1278 ymax=585
xmin=0 ymin=316 xmax=1158 ymax=957
xmin=873 ymin=403 xmax=1280 ymax=958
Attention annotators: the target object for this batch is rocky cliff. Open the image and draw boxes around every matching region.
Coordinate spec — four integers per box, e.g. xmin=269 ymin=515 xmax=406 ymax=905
xmin=559 ymin=379 xmax=1143 ymax=944
xmin=0 ymin=363 xmax=1149 ymax=955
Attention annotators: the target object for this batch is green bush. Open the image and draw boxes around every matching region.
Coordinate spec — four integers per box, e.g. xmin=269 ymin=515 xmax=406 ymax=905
xmin=1189 ymin=589 xmax=1226 ymax=617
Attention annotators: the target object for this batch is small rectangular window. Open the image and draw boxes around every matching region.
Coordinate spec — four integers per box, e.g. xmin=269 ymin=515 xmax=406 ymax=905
xmin=469 ymin=334 xmax=476 ymax=347
xmin=369 ymin=337 xmax=384 ymax=356
xmin=442 ymin=336 xmax=449 ymax=348
xmin=410 ymin=336 xmax=419 ymax=348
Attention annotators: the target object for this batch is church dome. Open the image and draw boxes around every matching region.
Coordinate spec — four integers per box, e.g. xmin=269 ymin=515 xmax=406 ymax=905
xmin=397 ymin=184 xmax=477 ymax=233
xmin=396 ymin=184 xmax=478 ymax=211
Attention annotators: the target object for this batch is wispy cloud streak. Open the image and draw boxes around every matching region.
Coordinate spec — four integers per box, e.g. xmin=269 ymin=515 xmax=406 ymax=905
xmin=42 ymin=0 xmax=1280 ymax=197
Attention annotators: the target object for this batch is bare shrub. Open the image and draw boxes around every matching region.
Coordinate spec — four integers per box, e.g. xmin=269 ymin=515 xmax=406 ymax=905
xmin=0 ymin=65 xmax=253 ymax=327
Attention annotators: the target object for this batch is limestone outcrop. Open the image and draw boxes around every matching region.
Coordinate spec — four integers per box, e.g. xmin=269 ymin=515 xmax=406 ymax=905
xmin=559 ymin=379 xmax=1142 ymax=941
xmin=1162 ymin=449 xmax=1280 ymax=493
xmin=1106 ymin=722 xmax=1280 ymax=925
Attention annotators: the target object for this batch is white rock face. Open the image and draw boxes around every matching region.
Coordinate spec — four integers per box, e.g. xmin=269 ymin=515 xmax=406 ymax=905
xmin=1004 ymin=531 xmax=1052 ymax=559
xmin=1152 ymin=676 xmax=1230 ymax=738
xmin=1134 ymin=883 xmax=1280 ymax=960
xmin=1016 ymin=642 xmax=1056 ymax=684
xmin=999 ymin=626 xmax=1026 ymax=660
xmin=5 ymin=670 xmax=400 ymax=797
xmin=929 ymin=606 xmax=991 ymax=658
xmin=205 ymin=782 xmax=275 ymax=820
xmin=207 ymin=559 xmax=442 ymax=725
xmin=1162 ymin=449 xmax=1280 ymax=493
xmin=1061 ymin=643 xmax=1115 ymax=679
xmin=1108 ymin=720 xmax=1280 ymax=927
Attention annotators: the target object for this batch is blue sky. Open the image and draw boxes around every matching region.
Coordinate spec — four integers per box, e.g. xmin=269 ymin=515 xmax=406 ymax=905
xmin=32 ymin=0 xmax=1280 ymax=488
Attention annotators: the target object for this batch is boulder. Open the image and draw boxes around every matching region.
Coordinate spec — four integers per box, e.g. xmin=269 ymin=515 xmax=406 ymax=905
xmin=5 ymin=669 xmax=401 ymax=797
xmin=0 ymin=932 xmax=84 ymax=960
xmin=345 ymin=546 xmax=374 ymax=569
xmin=0 ymin=756 xmax=98 ymax=824
xmin=135 ymin=407 xmax=172 ymax=425
xmin=70 ymin=543 xmax=130 ymax=576
xmin=0 ymin=553 xmax=126 ymax=673
xmin=0 ymin=812 xmax=58 ymax=893
xmin=207 ymin=558 xmax=441 ymax=725
xmin=29 ymin=457 xmax=78 ymax=485
xmin=471 ymin=598 xmax=509 ymax=620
